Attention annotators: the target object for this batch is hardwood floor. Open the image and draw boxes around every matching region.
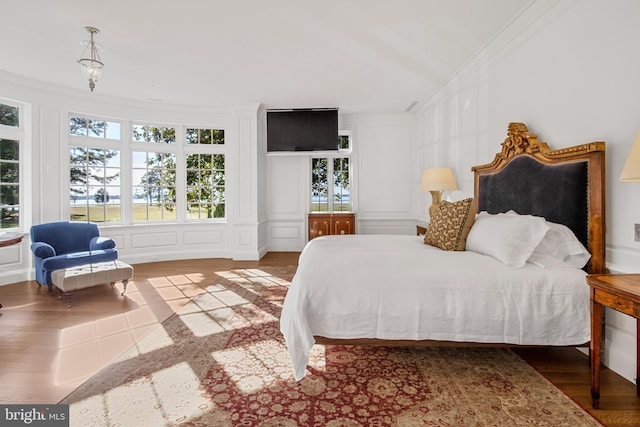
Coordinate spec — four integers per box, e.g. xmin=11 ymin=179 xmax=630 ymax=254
xmin=0 ymin=253 xmax=638 ymax=426
xmin=515 ymin=347 xmax=640 ymax=426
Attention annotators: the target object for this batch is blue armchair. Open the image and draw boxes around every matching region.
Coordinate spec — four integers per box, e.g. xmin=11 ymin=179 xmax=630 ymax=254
xmin=30 ymin=221 xmax=118 ymax=290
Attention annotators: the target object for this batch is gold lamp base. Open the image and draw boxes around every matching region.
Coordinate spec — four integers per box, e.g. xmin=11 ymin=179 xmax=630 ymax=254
xmin=428 ymin=190 xmax=443 ymax=218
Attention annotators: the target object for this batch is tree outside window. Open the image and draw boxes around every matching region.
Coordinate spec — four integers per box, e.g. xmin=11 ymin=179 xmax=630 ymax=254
xmin=132 ymin=151 xmax=176 ymax=221
xmin=69 ymin=146 xmax=121 ymax=223
xmin=311 ymin=156 xmax=350 ymax=212
xmin=186 ymin=127 xmax=225 ymax=219
xmin=186 ymin=153 xmax=225 ymax=219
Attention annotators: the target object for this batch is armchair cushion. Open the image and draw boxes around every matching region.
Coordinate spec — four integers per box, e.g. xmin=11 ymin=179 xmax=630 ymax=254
xmin=41 ymin=249 xmax=118 ymax=272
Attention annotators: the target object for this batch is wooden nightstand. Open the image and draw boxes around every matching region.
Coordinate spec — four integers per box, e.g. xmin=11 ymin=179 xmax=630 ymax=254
xmin=416 ymin=225 xmax=427 ymax=236
xmin=586 ymin=274 xmax=640 ymax=408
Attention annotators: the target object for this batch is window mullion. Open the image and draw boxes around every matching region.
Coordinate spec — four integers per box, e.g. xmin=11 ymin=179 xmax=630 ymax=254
xmin=175 ymin=126 xmax=186 ymax=222
xmin=327 ymin=158 xmax=335 ymax=211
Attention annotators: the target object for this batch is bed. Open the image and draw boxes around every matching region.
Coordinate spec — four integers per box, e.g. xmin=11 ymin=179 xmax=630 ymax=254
xmin=280 ymin=122 xmax=606 ymax=381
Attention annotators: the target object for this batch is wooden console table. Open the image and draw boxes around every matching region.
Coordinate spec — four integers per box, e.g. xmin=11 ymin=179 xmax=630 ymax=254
xmin=586 ymin=274 xmax=640 ymax=408
xmin=0 ymin=234 xmax=22 ymax=247
xmin=308 ymin=213 xmax=355 ymax=241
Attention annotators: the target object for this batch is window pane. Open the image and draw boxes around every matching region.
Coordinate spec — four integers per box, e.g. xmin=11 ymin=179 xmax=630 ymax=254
xmin=132 ymin=151 xmax=148 ymax=168
xmin=132 ymin=125 xmax=176 ymax=144
xmin=200 ymin=129 xmax=212 ymax=144
xmin=69 ymin=117 xmax=88 ymax=136
xmin=88 ymin=120 xmax=106 ymax=138
xmin=105 ymin=150 xmax=120 ymax=167
xmin=213 ymin=129 xmax=224 ymax=145
xmin=200 ymin=154 xmax=212 ymax=167
xmin=0 ymin=162 xmax=18 ymax=183
xmin=186 ymin=128 xmax=224 ymax=144
xmin=132 ymin=125 xmax=147 ymax=141
xmin=213 ymin=203 xmax=225 ymax=218
xmin=0 ymin=103 xmax=19 ymax=127
xmin=186 ymin=129 xmax=198 ymax=144
xmin=338 ymin=134 xmax=350 ymax=150
xmin=162 ymin=128 xmax=176 ymax=144
xmin=105 ymin=121 xmax=121 ymax=140
xmin=0 ymin=139 xmax=19 ymax=161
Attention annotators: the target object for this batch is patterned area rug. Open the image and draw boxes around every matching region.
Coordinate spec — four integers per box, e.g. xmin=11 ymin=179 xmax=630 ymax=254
xmin=61 ymin=266 xmax=601 ymax=426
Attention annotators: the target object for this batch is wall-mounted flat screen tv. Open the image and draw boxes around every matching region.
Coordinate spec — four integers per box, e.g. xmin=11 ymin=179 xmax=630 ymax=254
xmin=267 ymin=109 xmax=338 ymax=152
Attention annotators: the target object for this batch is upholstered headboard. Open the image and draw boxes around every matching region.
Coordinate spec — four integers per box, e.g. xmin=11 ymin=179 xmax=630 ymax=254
xmin=472 ymin=123 xmax=606 ymax=273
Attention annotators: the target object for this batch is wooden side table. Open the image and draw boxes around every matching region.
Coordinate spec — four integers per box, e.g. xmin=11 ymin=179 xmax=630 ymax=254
xmin=416 ymin=225 xmax=427 ymax=236
xmin=586 ymin=274 xmax=640 ymax=408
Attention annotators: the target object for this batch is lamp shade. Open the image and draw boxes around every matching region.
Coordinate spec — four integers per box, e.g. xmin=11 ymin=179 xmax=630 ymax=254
xmin=420 ymin=168 xmax=458 ymax=192
xmin=619 ymin=130 xmax=640 ymax=182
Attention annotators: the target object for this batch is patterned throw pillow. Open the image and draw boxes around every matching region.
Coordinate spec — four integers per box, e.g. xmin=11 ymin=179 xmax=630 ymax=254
xmin=424 ymin=198 xmax=476 ymax=251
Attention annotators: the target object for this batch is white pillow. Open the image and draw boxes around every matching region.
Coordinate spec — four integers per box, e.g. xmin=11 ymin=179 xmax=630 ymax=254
xmin=466 ymin=211 xmax=549 ymax=268
xmin=528 ymin=221 xmax=591 ymax=269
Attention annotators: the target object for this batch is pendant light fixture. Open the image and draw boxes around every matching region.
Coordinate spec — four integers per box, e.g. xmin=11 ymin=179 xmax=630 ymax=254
xmin=77 ymin=26 xmax=104 ymax=92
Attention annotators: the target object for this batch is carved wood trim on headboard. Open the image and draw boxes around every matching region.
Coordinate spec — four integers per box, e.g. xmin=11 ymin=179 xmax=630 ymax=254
xmin=473 ymin=122 xmax=606 ymax=172
xmin=472 ymin=122 xmax=606 ymax=274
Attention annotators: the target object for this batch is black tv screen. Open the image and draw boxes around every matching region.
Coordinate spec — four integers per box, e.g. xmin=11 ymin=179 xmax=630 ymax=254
xmin=267 ymin=109 xmax=339 ymax=152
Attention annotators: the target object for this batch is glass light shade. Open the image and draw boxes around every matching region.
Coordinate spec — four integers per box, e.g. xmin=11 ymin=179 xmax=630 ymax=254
xmin=420 ymin=167 xmax=458 ymax=192
xmin=619 ymin=130 xmax=640 ymax=182
xmin=78 ymin=59 xmax=104 ymax=81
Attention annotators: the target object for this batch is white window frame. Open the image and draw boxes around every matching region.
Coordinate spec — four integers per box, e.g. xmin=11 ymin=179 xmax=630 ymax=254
xmin=68 ymin=114 xmax=124 ymax=224
xmin=310 ymin=130 xmax=352 ymax=212
xmin=184 ymin=127 xmax=226 ymax=221
xmin=67 ymin=114 xmax=227 ymax=224
xmin=0 ymin=98 xmax=28 ymax=231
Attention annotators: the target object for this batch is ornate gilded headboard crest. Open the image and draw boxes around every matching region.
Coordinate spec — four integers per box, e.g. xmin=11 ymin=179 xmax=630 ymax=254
xmin=500 ymin=122 xmax=542 ymax=158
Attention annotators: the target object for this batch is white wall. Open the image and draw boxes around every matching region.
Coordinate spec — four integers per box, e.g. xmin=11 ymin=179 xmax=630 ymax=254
xmin=417 ymin=0 xmax=640 ymax=383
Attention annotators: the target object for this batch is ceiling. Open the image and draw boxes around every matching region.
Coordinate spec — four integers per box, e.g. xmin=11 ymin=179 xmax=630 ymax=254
xmin=1 ymin=0 xmax=532 ymax=113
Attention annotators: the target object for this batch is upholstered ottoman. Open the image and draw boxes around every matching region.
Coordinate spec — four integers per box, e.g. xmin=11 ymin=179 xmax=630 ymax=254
xmin=51 ymin=260 xmax=133 ymax=307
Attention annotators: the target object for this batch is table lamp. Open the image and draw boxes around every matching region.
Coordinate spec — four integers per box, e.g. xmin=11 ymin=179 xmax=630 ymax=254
xmin=420 ymin=167 xmax=458 ymax=217
xmin=620 ymin=130 xmax=640 ymax=181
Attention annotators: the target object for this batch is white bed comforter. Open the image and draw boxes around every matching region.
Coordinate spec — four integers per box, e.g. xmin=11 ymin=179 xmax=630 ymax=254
xmin=280 ymin=234 xmax=590 ymax=380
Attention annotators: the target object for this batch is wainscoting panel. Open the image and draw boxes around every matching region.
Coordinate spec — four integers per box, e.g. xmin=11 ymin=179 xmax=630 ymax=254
xmin=0 ymin=244 xmax=21 ymax=265
xmin=0 ymin=240 xmax=30 ymax=286
xmin=271 ymin=225 xmax=300 ymax=240
xmin=184 ymin=230 xmax=223 ymax=245
xmin=131 ymin=231 xmax=178 ymax=248
xmin=267 ymin=220 xmax=306 ymax=251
